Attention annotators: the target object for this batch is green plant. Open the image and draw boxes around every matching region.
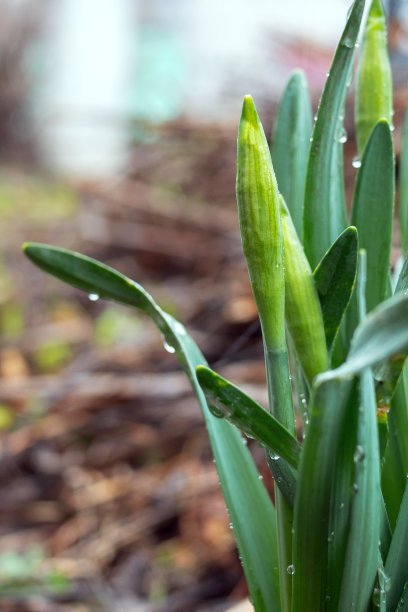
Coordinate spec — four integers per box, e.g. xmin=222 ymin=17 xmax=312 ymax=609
xmin=21 ymin=0 xmax=408 ymax=609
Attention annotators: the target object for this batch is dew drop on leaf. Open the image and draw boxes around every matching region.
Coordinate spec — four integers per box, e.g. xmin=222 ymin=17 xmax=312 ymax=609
xmin=353 ymin=445 xmax=365 ymax=463
xmin=161 ymin=335 xmax=176 ymax=353
xmin=88 ymin=293 xmax=99 ymax=301
xmin=287 ymin=564 xmax=295 ymax=575
xmin=339 ymin=128 xmax=348 ymax=144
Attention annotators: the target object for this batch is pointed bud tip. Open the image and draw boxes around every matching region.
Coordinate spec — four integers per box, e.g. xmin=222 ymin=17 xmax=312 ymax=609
xmin=241 ymin=95 xmax=258 ymax=124
xmin=369 ymin=0 xmax=385 ymax=18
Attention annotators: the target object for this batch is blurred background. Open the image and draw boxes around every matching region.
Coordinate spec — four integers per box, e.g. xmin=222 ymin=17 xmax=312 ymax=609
xmin=0 ymin=0 xmax=407 ymax=610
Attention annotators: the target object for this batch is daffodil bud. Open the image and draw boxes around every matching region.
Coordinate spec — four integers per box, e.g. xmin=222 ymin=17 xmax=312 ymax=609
xmin=281 ymin=198 xmax=328 ymax=385
xmin=355 ymin=0 xmax=393 ymax=156
xmin=236 ymin=95 xmax=285 ymax=351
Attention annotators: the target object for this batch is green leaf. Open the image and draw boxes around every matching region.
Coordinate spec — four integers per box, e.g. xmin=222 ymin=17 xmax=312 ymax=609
xmin=265 ymin=451 xmax=297 ymax=508
xmin=313 ymin=226 xmax=358 ymax=352
xmin=303 ymin=0 xmax=366 ymax=269
xmin=399 ymin=101 xmax=408 ymax=255
xmin=385 ymin=479 xmax=408 ymax=611
xmin=347 ymin=120 xmax=395 ymax=342
xmin=381 ymin=363 xmax=408 ymax=530
xmin=338 ymin=368 xmax=381 ymax=611
xmin=319 ymin=292 xmax=408 ymax=382
xmin=292 ymin=376 xmax=357 ymax=611
xmin=374 ymin=252 xmax=408 ymax=407
xmin=326 ymin=251 xmax=370 ymax=611
xmin=395 ymin=580 xmax=408 ymax=611
xmin=23 ymin=243 xmax=281 ymax=612
xmin=196 ymin=366 xmax=301 ymax=469
xmin=271 ymin=70 xmax=312 ymax=238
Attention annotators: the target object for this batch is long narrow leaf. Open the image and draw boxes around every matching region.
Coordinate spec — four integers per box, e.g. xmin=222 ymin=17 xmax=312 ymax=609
xmin=385 ymin=480 xmax=408 ymax=611
xmin=303 ymin=0 xmax=366 ymax=268
xmin=271 ymin=70 xmax=312 ymax=238
xmin=346 ymin=120 xmax=395 ymax=342
xmin=395 ymin=581 xmax=408 ymax=611
xmin=292 ymin=376 xmax=357 ymax=611
xmin=374 ymin=251 xmax=408 ymax=407
xmin=313 ymin=226 xmax=358 ymax=352
xmin=399 ymin=101 xmax=408 ymax=255
xmin=196 ymin=365 xmax=301 ymax=469
xmin=23 ymin=242 xmax=281 ymax=612
xmin=338 ymin=252 xmax=381 ymax=611
xmin=381 ymin=363 xmax=408 ymax=530
xmin=320 ymin=292 xmax=408 ymax=381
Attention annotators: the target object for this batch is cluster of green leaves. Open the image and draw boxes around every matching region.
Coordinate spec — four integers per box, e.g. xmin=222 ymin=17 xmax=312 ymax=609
xmin=22 ymin=0 xmax=408 ymax=610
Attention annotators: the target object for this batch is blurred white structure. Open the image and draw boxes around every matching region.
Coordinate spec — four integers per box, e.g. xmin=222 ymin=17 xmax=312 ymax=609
xmin=37 ymin=0 xmax=136 ymax=179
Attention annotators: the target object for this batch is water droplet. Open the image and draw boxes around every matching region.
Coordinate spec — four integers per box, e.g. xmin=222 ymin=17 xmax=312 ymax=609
xmin=88 ymin=293 xmax=99 ymax=301
xmin=340 ymin=502 xmax=345 ymax=509
xmin=314 ymin=114 xmax=318 ymax=122
xmin=352 ymin=156 xmax=361 ymax=169
xmin=209 ymin=399 xmax=232 ymax=419
xmin=326 ymin=71 xmax=330 ymax=78
xmin=390 ymin=123 xmax=395 ymax=132
xmin=339 ymin=128 xmax=348 ymax=144
xmin=287 ymin=564 xmax=295 ymax=575
xmin=355 ymin=42 xmax=360 ymax=48
xmin=258 ymin=474 xmax=264 ymax=480
xmin=326 ymin=595 xmax=331 ymax=601
xmin=163 ymin=338 xmax=176 ymax=354
xmin=328 ymin=531 xmax=335 ymax=542
xmin=309 ymin=136 xmax=313 ymax=142
xmin=353 ymin=445 xmax=365 ymax=463
xmin=343 ymin=35 xmax=354 ymax=49
xmin=241 ymin=437 xmax=248 ymax=445
xmin=378 ymin=567 xmax=391 ymax=592
xmin=271 ymin=452 xmax=280 ymax=461
xmin=229 ymin=522 xmax=233 ymax=530
xmin=352 ymin=483 xmax=359 ymax=493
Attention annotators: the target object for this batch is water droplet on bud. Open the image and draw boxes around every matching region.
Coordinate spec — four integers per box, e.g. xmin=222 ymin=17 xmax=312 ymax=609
xmin=88 ymin=293 xmax=99 ymax=301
